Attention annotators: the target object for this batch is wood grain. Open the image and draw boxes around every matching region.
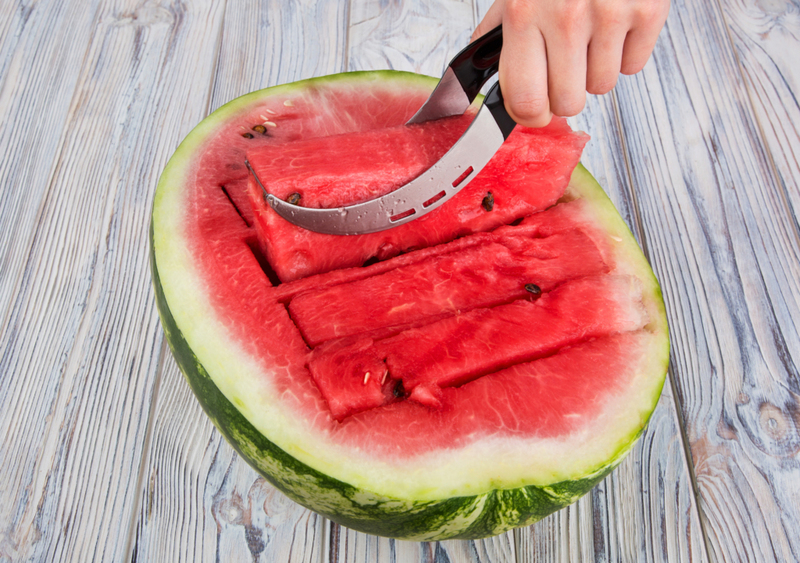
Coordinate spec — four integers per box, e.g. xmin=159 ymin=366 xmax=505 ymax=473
xmin=328 ymin=528 xmax=516 ymax=563
xmin=130 ymin=359 xmax=326 ymax=563
xmin=0 ymin=0 xmax=225 ymax=560
xmin=348 ymin=0 xmax=474 ymax=77
xmin=128 ymin=0 xmax=350 ymax=560
xmin=209 ymin=0 xmax=349 ymax=112
xmin=0 ymin=0 xmax=99 ymax=328
xmin=718 ymin=0 xmax=800 ymax=223
xmin=613 ymin=0 xmax=800 ymax=557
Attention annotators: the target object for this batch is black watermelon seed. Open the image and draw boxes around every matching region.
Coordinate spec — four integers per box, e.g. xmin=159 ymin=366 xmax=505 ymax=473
xmin=286 ymin=193 xmax=301 ymax=205
xmin=525 ymin=283 xmax=541 ymax=295
xmin=482 ymin=192 xmax=494 ymax=212
xmin=252 ymin=124 xmax=267 ymax=134
xmin=241 ymin=132 xmax=254 ymax=139
xmin=393 ymin=380 xmax=406 ymax=399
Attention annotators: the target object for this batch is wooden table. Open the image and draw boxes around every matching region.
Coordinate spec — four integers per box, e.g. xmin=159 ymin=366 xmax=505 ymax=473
xmin=2 ymin=0 xmax=798 ymax=561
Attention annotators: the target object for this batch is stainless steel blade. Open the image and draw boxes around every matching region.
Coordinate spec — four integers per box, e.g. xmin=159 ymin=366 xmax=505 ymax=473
xmin=405 ymin=68 xmax=471 ymax=125
xmin=247 ymin=103 xmax=505 ymax=236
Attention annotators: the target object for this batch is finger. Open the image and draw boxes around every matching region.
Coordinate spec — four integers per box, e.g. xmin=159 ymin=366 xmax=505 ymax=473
xmin=586 ymin=32 xmax=625 ymax=94
xmin=542 ymin=20 xmax=589 ymax=116
xmin=499 ymin=17 xmax=552 ymax=127
xmin=620 ymin=2 xmax=670 ymax=74
xmin=472 ymin=0 xmax=505 ymax=41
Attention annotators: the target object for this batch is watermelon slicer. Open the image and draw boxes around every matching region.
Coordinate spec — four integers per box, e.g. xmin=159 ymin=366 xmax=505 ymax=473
xmin=246 ymin=25 xmax=517 ymax=236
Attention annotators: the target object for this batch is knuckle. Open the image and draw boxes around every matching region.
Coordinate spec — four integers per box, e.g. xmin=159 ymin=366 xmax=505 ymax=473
xmin=554 ymin=0 xmax=589 ymax=32
xmin=635 ymin=0 xmax=670 ymax=27
xmin=504 ymin=0 xmax=537 ymax=30
xmin=592 ymin=0 xmax=622 ymax=26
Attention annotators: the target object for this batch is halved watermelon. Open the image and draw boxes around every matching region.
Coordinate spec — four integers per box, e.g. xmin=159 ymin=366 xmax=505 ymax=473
xmin=150 ymin=71 xmax=669 ymax=540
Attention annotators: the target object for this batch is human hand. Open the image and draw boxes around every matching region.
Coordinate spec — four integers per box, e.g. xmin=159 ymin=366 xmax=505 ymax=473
xmin=473 ymin=0 xmax=670 ymax=127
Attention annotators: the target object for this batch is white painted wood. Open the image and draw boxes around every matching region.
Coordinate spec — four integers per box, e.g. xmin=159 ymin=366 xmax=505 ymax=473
xmin=130 ymin=359 xmax=326 ymax=563
xmin=0 ymin=0 xmax=99 ymax=326
xmin=348 ymin=0 xmax=474 ymax=77
xmin=128 ymin=0 xmax=349 ymax=560
xmin=718 ymin=0 xmax=800 ymax=222
xmin=328 ymin=523 xmax=516 ymax=563
xmin=612 ymin=0 xmax=800 ymax=557
xmin=0 ymin=0 xmax=225 ymax=560
xmin=209 ymin=0 xmax=349 ymax=112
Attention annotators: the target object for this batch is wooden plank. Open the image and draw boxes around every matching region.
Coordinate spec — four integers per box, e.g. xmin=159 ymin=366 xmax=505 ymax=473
xmin=718 ymin=0 xmax=800 ymax=222
xmin=470 ymin=0 xmax=708 ymax=559
xmin=327 ymin=523 xmax=516 ymax=563
xmin=611 ymin=0 xmax=800 ymax=558
xmin=0 ymin=0 xmax=98 ymax=326
xmin=348 ymin=0 xmax=474 ymax=76
xmin=208 ymin=0 xmax=348 ymax=111
xmin=129 ymin=1 xmax=349 ymax=560
xmin=130 ymin=360 xmax=326 ymax=563
xmin=0 ymin=0 xmax=226 ymax=560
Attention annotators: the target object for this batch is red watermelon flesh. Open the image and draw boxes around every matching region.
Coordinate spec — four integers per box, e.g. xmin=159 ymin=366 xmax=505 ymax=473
xmin=351 ymin=331 xmax=654 ymax=448
xmin=289 ymin=228 xmax=609 ymax=346
xmin=245 ymin=116 xmax=588 ymax=282
xmin=181 ymin=82 xmax=649 ymax=457
xmin=307 ymin=275 xmax=647 ymax=419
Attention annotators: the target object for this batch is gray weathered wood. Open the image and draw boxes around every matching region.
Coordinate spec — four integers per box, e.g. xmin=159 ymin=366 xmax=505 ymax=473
xmin=328 ymin=522 xmax=516 ymax=563
xmin=209 ymin=0 xmax=349 ymax=112
xmin=348 ymin=0 xmax=474 ymax=77
xmin=0 ymin=0 xmax=99 ymax=326
xmin=718 ymin=0 xmax=800 ymax=223
xmin=613 ymin=0 xmax=800 ymax=558
xmin=130 ymin=358 xmax=326 ymax=563
xmin=0 ymin=0 xmax=225 ymax=560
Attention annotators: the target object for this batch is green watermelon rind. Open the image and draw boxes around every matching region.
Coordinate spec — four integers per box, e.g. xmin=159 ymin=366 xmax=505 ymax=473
xmin=150 ymin=71 xmax=669 ymax=540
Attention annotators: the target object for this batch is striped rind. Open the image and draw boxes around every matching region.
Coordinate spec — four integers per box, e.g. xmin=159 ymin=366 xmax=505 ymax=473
xmin=149 ymin=71 xmax=669 ymax=539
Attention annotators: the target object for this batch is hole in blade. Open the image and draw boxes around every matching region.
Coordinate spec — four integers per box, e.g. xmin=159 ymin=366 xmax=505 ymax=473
xmin=451 ymin=166 xmax=474 ymax=188
xmin=423 ymin=190 xmax=446 ymax=208
xmin=390 ymin=208 xmax=416 ymax=223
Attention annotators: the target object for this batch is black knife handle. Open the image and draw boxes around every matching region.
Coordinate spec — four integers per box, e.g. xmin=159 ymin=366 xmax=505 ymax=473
xmin=449 ymin=25 xmax=503 ymax=102
xmin=484 ymin=81 xmax=516 ymax=140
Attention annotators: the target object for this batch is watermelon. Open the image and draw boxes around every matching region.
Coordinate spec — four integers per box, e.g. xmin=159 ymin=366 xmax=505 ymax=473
xmin=150 ymin=71 xmax=669 ymax=540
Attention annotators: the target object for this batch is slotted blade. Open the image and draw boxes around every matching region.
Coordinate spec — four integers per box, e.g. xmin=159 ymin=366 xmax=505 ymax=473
xmin=247 ymin=102 xmax=505 ymax=236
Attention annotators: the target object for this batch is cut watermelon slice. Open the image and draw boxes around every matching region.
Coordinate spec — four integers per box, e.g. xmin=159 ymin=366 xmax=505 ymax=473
xmin=245 ymin=113 xmax=587 ymax=281
xmin=150 ymin=71 xmax=669 ymax=540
